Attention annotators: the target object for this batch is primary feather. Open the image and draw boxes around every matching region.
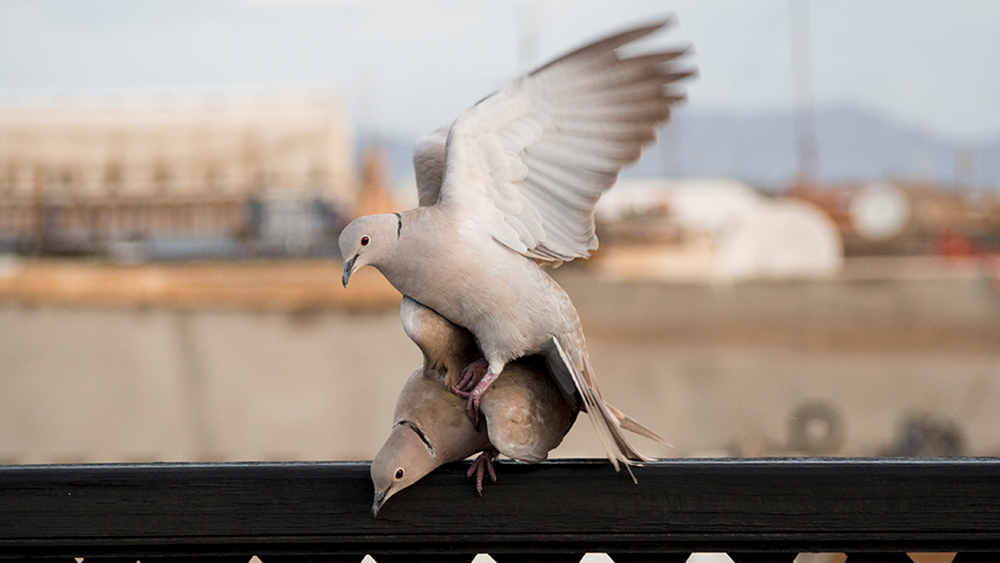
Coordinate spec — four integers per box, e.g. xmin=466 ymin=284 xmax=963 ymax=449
xmin=436 ymin=18 xmax=694 ymax=263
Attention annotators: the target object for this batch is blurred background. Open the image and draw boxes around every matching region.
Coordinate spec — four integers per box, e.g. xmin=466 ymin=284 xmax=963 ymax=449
xmin=2 ymin=0 xmax=1000 ymax=466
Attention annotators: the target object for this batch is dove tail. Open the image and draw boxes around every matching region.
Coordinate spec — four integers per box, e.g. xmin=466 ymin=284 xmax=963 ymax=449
xmin=550 ymin=336 xmax=652 ymax=473
xmin=604 ymin=402 xmax=673 ymax=449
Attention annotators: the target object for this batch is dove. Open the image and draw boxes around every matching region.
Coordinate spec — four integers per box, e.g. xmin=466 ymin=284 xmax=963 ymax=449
xmin=403 ymin=296 xmax=578 ymax=464
xmin=344 ymin=19 xmax=693 ymax=470
xmin=371 ymin=297 xmax=577 ymax=515
xmin=370 ymin=364 xmax=489 ymax=516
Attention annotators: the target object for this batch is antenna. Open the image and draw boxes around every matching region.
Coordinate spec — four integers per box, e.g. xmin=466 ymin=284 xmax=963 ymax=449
xmin=788 ymin=0 xmax=818 ymax=184
xmin=516 ymin=3 xmax=539 ymax=73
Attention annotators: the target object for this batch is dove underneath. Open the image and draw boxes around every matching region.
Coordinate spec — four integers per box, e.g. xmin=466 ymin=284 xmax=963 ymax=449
xmin=343 ymin=19 xmax=693 ymax=470
xmin=371 ymin=297 xmax=577 ymax=516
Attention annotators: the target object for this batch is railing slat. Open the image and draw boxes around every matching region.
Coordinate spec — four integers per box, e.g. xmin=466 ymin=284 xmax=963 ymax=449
xmin=370 ymin=555 xmax=476 ymax=563
xmin=490 ymin=554 xmax=584 ymax=563
xmin=843 ymin=554 xmax=915 ymax=562
xmin=139 ymin=558 xmax=256 ymax=563
xmin=259 ymin=557 xmax=365 ymax=563
xmin=728 ymin=553 xmax=799 ymax=562
xmin=607 ymin=553 xmax=691 ymax=563
xmin=607 ymin=554 xmax=691 ymax=563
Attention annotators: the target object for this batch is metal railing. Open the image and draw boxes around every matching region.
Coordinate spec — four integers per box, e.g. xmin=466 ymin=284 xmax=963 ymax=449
xmin=1 ymin=458 xmax=999 ymax=562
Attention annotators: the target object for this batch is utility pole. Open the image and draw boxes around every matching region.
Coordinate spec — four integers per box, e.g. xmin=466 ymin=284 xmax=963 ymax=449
xmin=516 ymin=3 xmax=539 ymax=73
xmin=788 ymin=0 xmax=818 ymax=185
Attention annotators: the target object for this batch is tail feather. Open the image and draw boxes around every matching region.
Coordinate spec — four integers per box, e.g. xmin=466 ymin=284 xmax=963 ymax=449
xmin=551 ymin=336 xmax=652 ymax=472
xmin=605 ymin=402 xmax=672 ymax=449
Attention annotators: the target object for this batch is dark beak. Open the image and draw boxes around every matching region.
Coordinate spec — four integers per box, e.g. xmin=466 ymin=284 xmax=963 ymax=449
xmin=342 ymin=254 xmax=358 ymax=288
xmin=372 ymin=488 xmax=389 ymax=518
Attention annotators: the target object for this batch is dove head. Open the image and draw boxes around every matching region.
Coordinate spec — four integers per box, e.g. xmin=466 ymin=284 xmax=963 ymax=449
xmin=339 ymin=213 xmax=400 ymax=287
xmin=370 ymin=419 xmax=438 ymax=517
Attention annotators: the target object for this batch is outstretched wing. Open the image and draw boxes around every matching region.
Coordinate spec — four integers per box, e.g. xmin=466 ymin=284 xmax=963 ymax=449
xmin=437 ymin=18 xmax=695 ymax=262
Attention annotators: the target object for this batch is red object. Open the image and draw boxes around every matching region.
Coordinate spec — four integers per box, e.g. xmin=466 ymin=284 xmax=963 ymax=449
xmin=937 ymin=230 xmax=980 ymax=258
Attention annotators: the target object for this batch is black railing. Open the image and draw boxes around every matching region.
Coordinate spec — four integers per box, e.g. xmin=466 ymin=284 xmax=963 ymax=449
xmin=1 ymin=458 xmax=999 ymax=562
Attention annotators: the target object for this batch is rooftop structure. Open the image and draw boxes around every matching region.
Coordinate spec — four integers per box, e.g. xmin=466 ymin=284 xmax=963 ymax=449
xmin=0 ymin=93 xmax=356 ymax=255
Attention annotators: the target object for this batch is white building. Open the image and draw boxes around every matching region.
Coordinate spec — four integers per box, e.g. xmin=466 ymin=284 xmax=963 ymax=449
xmin=595 ymin=178 xmax=844 ymax=282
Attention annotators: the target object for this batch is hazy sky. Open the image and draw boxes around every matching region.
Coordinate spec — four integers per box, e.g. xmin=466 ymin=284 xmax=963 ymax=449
xmin=2 ymin=0 xmax=999 ymax=141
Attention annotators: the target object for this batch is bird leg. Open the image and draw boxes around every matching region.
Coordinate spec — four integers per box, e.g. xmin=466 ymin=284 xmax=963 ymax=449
xmin=453 ymin=357 xmax=488 ymax=392
xmin=466 ymin=450 xmax=498 ymax=495
xmin=452 ymin=369 xmax=500 ymax=425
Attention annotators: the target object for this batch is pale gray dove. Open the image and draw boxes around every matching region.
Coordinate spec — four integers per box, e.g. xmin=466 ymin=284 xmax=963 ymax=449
xmin=371 ymin=297 xmax=577 ymax=515
xmin=344 ymin=19 xmax=692 ymax=470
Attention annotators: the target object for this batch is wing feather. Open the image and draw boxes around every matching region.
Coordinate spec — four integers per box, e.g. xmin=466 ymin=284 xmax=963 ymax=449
xmin=412 ymin=126 xmax=450 ymax=206
xmin=436 ymin=18 xmax=695 ymax=261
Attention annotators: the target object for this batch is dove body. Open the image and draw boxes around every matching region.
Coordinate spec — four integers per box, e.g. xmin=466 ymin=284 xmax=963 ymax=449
xmin=371 ymin=297 xmax=575 ymax=515
xmin=371 ymin=365 xmax=490 ymax=515
xmin=345 ymin=19 xmax=692 ymax=468
xmin=342 ymin=208 xmax=571 ymax=379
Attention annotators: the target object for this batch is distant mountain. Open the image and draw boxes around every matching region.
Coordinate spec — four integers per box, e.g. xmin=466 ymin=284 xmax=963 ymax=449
xmin=643 ymin=105 xmax=1000 ymax=189
xmin=358 ymin=104 xmax=1000 ymax=193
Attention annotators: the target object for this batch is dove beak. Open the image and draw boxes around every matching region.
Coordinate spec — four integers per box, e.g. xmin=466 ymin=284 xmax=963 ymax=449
xmin=372 ymin=487 xmax=390 ymax=518
xmin=342 ymin=254 xmax=358 ymax=288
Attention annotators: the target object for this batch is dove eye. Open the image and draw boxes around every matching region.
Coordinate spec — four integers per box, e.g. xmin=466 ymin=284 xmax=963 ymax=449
xmin=361 ymin=236 xmax=370 ymax=246
xmin=394 ymin=468 xmax=405 ymax=480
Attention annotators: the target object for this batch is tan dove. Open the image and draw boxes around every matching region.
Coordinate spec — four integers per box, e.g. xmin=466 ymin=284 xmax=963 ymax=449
xmin=371 ymin=297 xmax=576 ymax=515
xmin=344 ymin=19 xmax=693 ymax=471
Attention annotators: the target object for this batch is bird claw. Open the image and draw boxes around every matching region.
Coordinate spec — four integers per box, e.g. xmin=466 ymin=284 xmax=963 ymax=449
xmin=455 ymin=367 xmax=501 ymax=426
xmin=455 ymin=358 xmax=489 ymax=392
xmin=448 ymin=387 xmax=482 ymax=426
xmin=466 ymin=392 xmax=481 ymax=426
xmin=466 ymin=451 xmax=498 ymax=495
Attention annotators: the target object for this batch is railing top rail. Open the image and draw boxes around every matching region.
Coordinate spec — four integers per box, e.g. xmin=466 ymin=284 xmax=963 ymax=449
xmin=1 ymin=458 xmax=999 ymax=558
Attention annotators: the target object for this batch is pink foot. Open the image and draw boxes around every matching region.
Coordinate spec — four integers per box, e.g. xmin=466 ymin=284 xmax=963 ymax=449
xmin=450 ymin=387 xmax=482 ymax=426
xmin=466 ymin=450 xmax=498 ymax=495
xmin=452 ymin=368 xmax=500 ymax=425
xmin=454 ymin=358 xmax=488 ymax=392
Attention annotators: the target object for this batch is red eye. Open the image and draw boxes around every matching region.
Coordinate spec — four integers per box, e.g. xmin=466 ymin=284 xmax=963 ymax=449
xmin=395 ymin=468 xmax=404 ymax=479
xmin=361 ymin=236 xmax=370 ymax=246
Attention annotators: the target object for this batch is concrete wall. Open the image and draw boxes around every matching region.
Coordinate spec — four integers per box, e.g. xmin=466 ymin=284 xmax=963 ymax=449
xmin=2 ymin=270 xmax=1000 ymax=464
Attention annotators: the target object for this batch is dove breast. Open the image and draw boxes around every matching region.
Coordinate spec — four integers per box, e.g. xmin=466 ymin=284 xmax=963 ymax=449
xmin=386 ymin=206 xmax=573 ymax=371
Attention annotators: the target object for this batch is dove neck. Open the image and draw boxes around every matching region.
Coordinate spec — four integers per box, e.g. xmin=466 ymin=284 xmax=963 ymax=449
xmin=375 ymin=207 xmax=449 ymax=296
